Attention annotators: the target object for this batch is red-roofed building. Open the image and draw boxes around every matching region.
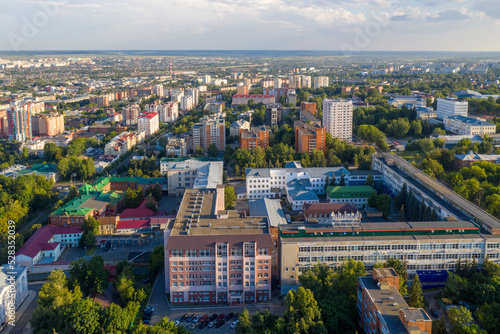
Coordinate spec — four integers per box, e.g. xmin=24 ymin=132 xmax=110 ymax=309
xmin=119 ymin=208 xmax=154 ymax=220
xmin=116 ymin=219 xmax=151 ymax=234
xmin=232 ymin=94 xmax=276 ymax=106
xmin=138 ymin=112 xmax=159 ymax=137
xmin=16 ymin=226 xmax=82 ymax=272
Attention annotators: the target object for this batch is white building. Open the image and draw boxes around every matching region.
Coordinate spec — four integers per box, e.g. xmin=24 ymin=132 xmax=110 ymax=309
xmin=322 ymin=99 xmax=353 ymax=142
xmin=180 ymin=96 xmax=194 ymax=111
xmin=443 ymin=116 xmax=496 ymax=136
xmin=146 ymin=102 xmax=178 ymax=123
xmin=138 ymin=112 xmax=160 ymax=137
xmin=436 ymin=97 xmax=468 ymax=120
xmin=153 ymin=84 xmax=164 ymax=97
xmin=186 ymin=88 xmax=199 ymax=106
xmin=104 ymin=131 xmax=143 ymax=156
xmin=0 ymin=265 xmax=28 ymax=328
xmin=314 ymin=76 xmax=329 ymax=89
xmin=230 ymin=119 xmax=251 ymax=137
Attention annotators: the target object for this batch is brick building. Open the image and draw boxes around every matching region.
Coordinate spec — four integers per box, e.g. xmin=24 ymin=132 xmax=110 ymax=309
xmin=301 ymin=102 xmax=317 ymax=115
xmin=294 ymin=121 xmax=326 ymax=154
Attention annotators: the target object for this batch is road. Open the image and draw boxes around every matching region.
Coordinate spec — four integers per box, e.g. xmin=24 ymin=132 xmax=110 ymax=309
xmin=8 ymin=283 xmax=43 ymax=334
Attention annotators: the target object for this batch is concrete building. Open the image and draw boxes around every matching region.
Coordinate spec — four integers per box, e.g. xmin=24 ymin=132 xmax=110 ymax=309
xmin=164 ymin=188 xmax=274 ymax=305
xmin=192 ymin=114 xmax=226 ymax=153
xmin=387 ymin=96 xmax=427 ymax=109
xmin=186 ymin=88 xmax=199 ymax=106
xmin=314 ymin=76 xmax=329 ymax=89
xmin=299 ymin=110 xmax=321 ymax=127
xmin=239 ymin=126 xmax=271 ymax=150
xmin=358 ymin=269 xmax=432 ymax=334
xmin=301 ymin=102 xmax=317 ymax=115
xmin=265 ymin=104 xmax=283 ymax=128
xmin=455 ymin=151 xmax=500 ymax=169
xmin=104 ymin=132 xmax=143 ymax=156
xmin=31 ymin=112 xmax=65 ymax=137
xmin=302 ymin=203 xmax=360 ymax=225
xmin=180 ymin=96 xmax=194 ymax=111
xmin=166 ymin=137 xmax=188 ymax=157
xmin=230 ymin=119 xmax=250 ymax=137
xmin=342 ymin=87 xmax=359 ymax=94
xmin=138 ymin=112 xmax=159 ymax=137
xmin=146 ymin=102 xmax=179 ymax=123
xmin=322 ymin=99 xmax=353 ymax=142
xmin=123 ymin=104 xmax=140 ymax=125
xmin=436 ymin=97 xmax=468 ymax=119
xmin=89 ymin=93 xmax=115 ymax=107
xmin=443 ymin=115 xmax=496 ymax=136
xmin=160 ymin=158 xmax=223 ymax=196
xmin=232 ymin=95 xmax=276 ymax=106
xmin=237 ymin=84 xmax=250 ymax=96
xmin=294 ymin=121 xmax=326 ymax=154
xmin=0 ymin=264 xmax=28 ymax=327
xmin=326 ymin=186 xmax=377 ymax=208
xmin=153 ymin=84 xmax=164 ymax=97
xmin=7 ymin=101 xmax=32 ymax=142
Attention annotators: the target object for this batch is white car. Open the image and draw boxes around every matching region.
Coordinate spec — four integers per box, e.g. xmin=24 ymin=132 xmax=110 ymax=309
xmin=174 ymin=320 xmax=180 ymax=327
xmin=230 ymin=320 xmax=239 ymax=329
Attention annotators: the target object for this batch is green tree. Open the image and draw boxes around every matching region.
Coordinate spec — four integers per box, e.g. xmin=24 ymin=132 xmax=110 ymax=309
xmin=476 ymin=303 xmax=500 ymax=334
xmin=69 ymin=256 xmax=108 ymax=295
xmin=224 ymin=186 xmax=237 ymax=209
xmin=236 ymin=308 xmax=252 ymax=334
xmin=208 ymin=143 xmax=219 ymax=157
xmin=408 ymin=274 xmax=424 ymax=308
xmin=68 ymin=298 xmax=102 ymax=334
xmin=449 ymin=306 xmax=473 ymax=334
xmin=149 ymin=245 xmax=164 ymax=277
xmin=284 ymin=287 xmax=326 ymax=334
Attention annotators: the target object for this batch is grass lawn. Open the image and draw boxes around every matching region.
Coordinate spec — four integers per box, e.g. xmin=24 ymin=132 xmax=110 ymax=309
xmin=396 ymin=150 xmax=424 ymax=163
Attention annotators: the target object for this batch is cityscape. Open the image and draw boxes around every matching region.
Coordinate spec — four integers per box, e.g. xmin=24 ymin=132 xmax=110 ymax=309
xmin=1 ymin=1 xmax=500 ymax=334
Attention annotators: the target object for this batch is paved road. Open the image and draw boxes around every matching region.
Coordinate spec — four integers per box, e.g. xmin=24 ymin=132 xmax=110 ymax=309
xmin=9 ymin=284 xmax=43 ymax=334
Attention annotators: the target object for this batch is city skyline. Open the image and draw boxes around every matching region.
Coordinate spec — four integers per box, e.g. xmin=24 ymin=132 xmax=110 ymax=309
xmin=1 ymin=0 xmax=499 ymax=51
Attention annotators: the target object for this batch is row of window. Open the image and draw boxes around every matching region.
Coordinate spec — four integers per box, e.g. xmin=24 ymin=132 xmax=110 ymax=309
xmin=298 ymin=242 xmax=487 ymax=253
xmin=297 ymin=252 xmax=485 ymax=263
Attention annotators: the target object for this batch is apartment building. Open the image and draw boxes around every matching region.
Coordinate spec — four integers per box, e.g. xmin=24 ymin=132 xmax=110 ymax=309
xmin=122 ymin=104 xmax=140 ymax=125
xmin=239 ymin=126 xmax=271 ymax=150
xmin=31 ymin=112 xmax=65 ymax=137
xmin=436 ymin=97 xmax=468 ymax=119
xmin=232 ymin=95 xmax=276 ymax=106
xmin=322 ymin=99 xmax=353 ymax=142
xmin=237 ymin=85 xmax=249 ymax=95
xmin=186 ymin=88 xmax=199 ymax=106
xmin=455 ymin=152 xmax=500 ymax=169
xmin=301 ymin=102 xmax=317 ymax=115
xmin=0 ymin=265 xmax=28 ymax=326
xmin=191 ymin=114 xmax=226 ymax=153
xmin=104 ymin=132 xmax=143 ymax=156
xmin=341 ymin=87 xmax=359 ymax=94
xmin=166 ymin=137 xmax=188 ymax=157
xmin=153 ymin=84 xmax=164 ymax=97
xmin=358 ymin=269 xmax=432 ymax=334
xmin=160 ymin=158 xmax=223 ymax=196
xmin=265 ymin=104 xmax=283 ymax=128
xmin=180 ymin=96 xmax=194 ymax=112
xmin=138 ymin=112 xmax=159 ymax=137
xmin=230 ymin=119 xmax=251 ymax=137
xmin=146 ymin=102 xmax=179 ymax=123
xmin=294 ymin=121 xmax=326 ymax=154
xmin=164 ymin=188 xmax=274 ymax=305
xmin=90 ymin=93 xmax=115 ymax=107
xmin=7 ymin=101 xmax=33 ymax=142
xmin=314 ymin=76 xmax=329 ymax=89
xmin=443 ymin=116 xmax=496 ymax=136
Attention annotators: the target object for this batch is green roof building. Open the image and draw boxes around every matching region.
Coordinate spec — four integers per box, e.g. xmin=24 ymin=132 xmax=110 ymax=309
xmin=16 ymin=163 xmax=59 ymax=182
xmin=326 ymin=186 xmax=376 ymax=208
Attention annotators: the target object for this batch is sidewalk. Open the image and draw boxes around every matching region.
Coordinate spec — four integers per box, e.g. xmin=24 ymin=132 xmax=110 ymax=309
xmin=2 ymin=290 xmax=36 ymax=334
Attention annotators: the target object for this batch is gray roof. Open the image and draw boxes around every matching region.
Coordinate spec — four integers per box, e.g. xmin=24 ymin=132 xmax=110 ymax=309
xmin=246 ymin=167 xmax=349 ymax=179
xmin=193 ymin=161 xmax=223 ymax=189
xmin=285 ymin=161 xmax=302 ymax=168
xmin=445 ymin=115 xmax=495 ymax=126
xmin=287 ymin=178 xmax=312 ymax=189
xmin=288 ymin=189 xmax=319 ymax=202
xmin=249 ymin=198 xmax=287 ymax=227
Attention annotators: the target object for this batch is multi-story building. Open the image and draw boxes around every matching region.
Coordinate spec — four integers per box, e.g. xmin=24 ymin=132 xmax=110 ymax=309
xmin=443 ymin=116 xmax=496 ymax=136
xmin=7 ymin=101 xmax=32 ymax=142
xmin=160 ymin=158 xmax=223 ymax=196
xmin=186 ymin=88 xmax=199 ymax=106
xmin=181 ymin=96 xmax=194 ymax=112
xmin=322 ymin=99 xmax=353 ymax=142
xmin=123 ymin=104 xmax=140 ymax=125
xmin=455 ymin=152 xmax=500 ymax=170
xmin=341 ymin=87 xmax=359 ymax=94
xmin=301 ymin=102 xmax=317 ymax=115
xmin=0 ymin=110 xmax=8 ymax=139
xmin=294 ymin=121 xmax=326 ymax=154
xmin=146 ymin=102 xmax=179 ymax=123
xmin=191 ymin=114 xmax=226 ymax=153
xmin=237 ymin=84 xmax=250 ymax=96
xmin=138 ymin=112 xmax=159 ymax=137
xmin=239 ymin=126 xmax=271 ymax=150
xmin=302 ymin=203 xmax=360 ymax=224
xmin=104 ymin=132 xmax=142 ymax=156
xmin=164 ymin=187 xmax=274 ymax=305
xmin=365 ymin=85 xmax=384 ymax=93
xmin=153 ymin=84 xmax=164 ymax=98
xmin=358 ymin=269 xmax=432 ymax=334
xmin=232 ymin=94 xmax=276 ymax=106
xmin=299 ymin=110 xmax=321 ymax=126
xmin=326 ymin=186 xmax=377 ymax=208
xmin=0 ymin=264 xmax=28 ymax=326
xmin=436 ymin=97 xmax=468 ymax=119
xmin=265 ymin=104 xmax=283 ymax=128
xmin=166 ymin=137 xmax=188 ymax=157
xmin=90 ymin=93 xmax=115 ymax=107
xmin=31 ymin=112 xmax=65 ymax=137
xmin=230 ymin=119 xmax=251 ymax=137
xmin=387 ymin=96 xmax=427 ymax=109
xmin=314 ymin=76 xmax=329 ymax=89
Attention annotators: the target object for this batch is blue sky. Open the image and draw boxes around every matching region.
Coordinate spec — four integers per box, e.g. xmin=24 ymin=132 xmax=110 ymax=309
xmin=0 ymin=0 xmax=498 ymax=51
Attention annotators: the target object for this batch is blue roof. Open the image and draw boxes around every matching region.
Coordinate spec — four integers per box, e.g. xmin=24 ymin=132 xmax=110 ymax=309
xmin=285 ymin=161 xmax=302 ymax=168
xmin=288 ymin=189 xmax=319 ymax=202
xmin=446 ymin=115 xmax=495 ymax=126
xmin=287 ymin=178 xmax=311 ymax=189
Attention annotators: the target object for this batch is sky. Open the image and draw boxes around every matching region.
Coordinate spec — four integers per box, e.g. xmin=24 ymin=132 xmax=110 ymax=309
xmin=0 ymin=0 xmax=499 ymax=51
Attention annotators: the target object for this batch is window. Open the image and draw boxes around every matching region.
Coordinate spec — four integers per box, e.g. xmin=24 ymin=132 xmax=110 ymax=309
xmin=199 ymin=249 xmax=211 ymax=257
xmin=298 ymin=256 xmax=309 ymax=263
xmin=185 ymin=249 xmax=197 ymax=257
xmin=217 ymin=243 xmax=227 ymax=256
xmin=171 ymin=250 xmax=183 ymax=257
xmin=231 ymin=248 xmax=242 ymax=256
xmin=258 ymin=248 xmax=268 ymax=255
xmin=298 ymin=246 xmax=310 ymax=253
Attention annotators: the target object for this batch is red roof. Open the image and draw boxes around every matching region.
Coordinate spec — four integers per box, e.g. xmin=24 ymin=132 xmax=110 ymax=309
xmin=139 ymin=112 xmax=158 ymax=119
xmin=16 ymin=225 xmax=83 ymax=259
xmin=119 ymin=208 xmax=154 ymax=219
xmin=232 ymin=94 xmax=274 ymax=98
xmin=116 ymin=219 xmax=151 ymax=230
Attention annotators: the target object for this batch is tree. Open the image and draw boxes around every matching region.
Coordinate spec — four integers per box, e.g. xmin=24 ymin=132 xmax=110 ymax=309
xmin=449 ymin=306 xmax=473 ymax=334
xmin=476 ymin=303 xmax=500 ymax=334
xmin=376 ymin=194 xmax=392 ymax=218
xmin=367 ymin=192 xmax=377 ymax=208
xmin=385 ymin=258 xmax=408 ymax=296
xmin=149 ymin=245 xmax=164 ymax=277
xmin=208 ymin=143 xmax=218 ymax=157
xmin=365 ymin=174 xmax=373 ymax=186
xmin=236 ymin=308 xmax=252 ymax=334
xmin=68 ymin=298 xmax=102 ymax=334
xmin=408 ymin=274 xmax=424 ymax=308
xmin=69 ymin=256 xmax=108 ymax=295
xmin=224 ymin=186 xmax=236 ymax=209
xmin=38 ymin=269 xmax=82 ymax=308
xmin=387 ymin=118 xmax=411 ymax=139
xmin=284 ymin=287 xmax=326 ymax=334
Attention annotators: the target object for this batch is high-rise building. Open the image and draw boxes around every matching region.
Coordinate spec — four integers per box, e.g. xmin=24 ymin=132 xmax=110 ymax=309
xmin=436 ymin=97 xmax=468 ymax=119
xmin=237 ymin=84 xmax=250 ymax=95
xmin=0 ymin=110 xmax=9 ymax=139
xmin=153 ymin=85 xmax=164 ymax=97
xmin=138 ymin=112 xmax=159 ymax=137
xmin=265 ymin=104 xmax=283 ymax=128
xmin=301 ymin=75 xmax=312 ymax=88
xmin=7 ymin=101 xmax=32 ymax=142
xmin=122 ymin=104 xmax=140 ymax=125
xmin=288 ymin=75 xmax=301 ymax=89
xmin=146 ymin=102 xmax=179 ymax=123
xmin=180 ymin=96 xmax=194 ymax=111
xmin=32 ymin=112 xmax=65 ymax=137
xmin=314 ymin=76 xmax=329 ymax=89
xmin=239 ymin=126 xmax=271 ymax=150
xmin=186 ymin=88 xmax=199 ymax=106
xmin=191 ymin=114 xmax=226 ymax=152
xmin=301 ymin=102 xmax=317 ymax=115
xmin=322 ymin=99 xmax=353 ymax=142
xmin=294 ymin=121 xmax=326 ymax=154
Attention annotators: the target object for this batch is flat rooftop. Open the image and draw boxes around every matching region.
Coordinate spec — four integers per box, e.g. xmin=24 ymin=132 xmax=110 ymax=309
xmin=171 ymin=188 xmax=269 ymax=237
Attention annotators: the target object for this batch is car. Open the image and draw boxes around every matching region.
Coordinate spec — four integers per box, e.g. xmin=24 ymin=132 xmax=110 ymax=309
xmin=190 ymin=322 xmax=199 ymax=330
xmin=144 ymin=307 xmax=155 ymax=312
xmin=200 ymin=315 xmax=208 ymax=323
xmin=234 ymin=313 xmax=239 ymax=319
xmin=143 ymin=319 xmax=150 ymax=325
xmin=431 ymin=309 xmax=439 ymax=318
xmin=208 ymin=314 xmax=218 ymax=322
xmin=199 ymin=321 xmax=209 ymax=329
xmin=216 ymin=314 xmax=225 ymax=322
xmin=208 ymin=321 xmax=216 ymax=328
xmin=230 ymin=320 xmax=239 ymax=329
xmin=192 ymin=315 xmax=201 ymax=322
xmin=224 ymin=313 xmax=234 ymax=321
xmin=216 ymin=320 xmax=225 ymax=328
xmin=174 ymin=320 xmax=180 ymax=327
xmin=186 ymin=314 xmax=196 ymax=322
xmin=180 ymin=314 xmax=189 ymax=322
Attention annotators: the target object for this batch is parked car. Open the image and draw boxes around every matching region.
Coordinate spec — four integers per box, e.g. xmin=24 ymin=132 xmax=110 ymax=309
xmin=234 ymin=313 xmax=239 ymax=319
xmin=180 ymin=314 xmax=189 ymax=322
xmin=224 ymin=313 xmax=234 ymax=321
xmin=216 ymin=320 xmax=226 ymax=328
xmin=144 ymin=307 xmax=155 ymax=313
xmin=200 ymin=315 xmax=208 ymax=323
xmin=186 ymin=314 xmax=196 ymax=322
xmin=230 ymin=320 xmax=239 ymax=329
xmin=143 ymin=319 xmax=150 ymax=326
xmin=208 ymin=314 xmax=218 ymax=322
xmin=192 ymin=315 xmax=201 ymax=322
xmin=199 ymin=321 xmax=209 ymax=329
xmin=216 ymin=314 xmax=225 ymax=322
xmin=190 ymin=322 xmax=199 ymax=330
xmin=208 ymin=321 xmax=217 ymax=328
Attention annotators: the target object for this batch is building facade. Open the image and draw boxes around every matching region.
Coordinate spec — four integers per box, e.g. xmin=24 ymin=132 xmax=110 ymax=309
xmin=230 ymin=119 xmax=251 ymax=137
xmin=314 ymin=76 xmax=329 ymax=89
xmin=301 ymin=102 xmax=317 ymax=115
xmin=239 ymin=126 xmax=271 ymax=150
xmin=443 ymin=115 xmax=496 ymax=136
xmin=294 ymin=122 xmax=326 ymax=154
xmin=122 ymin=104 xmax=140 ymax=125
xmin=32 ymin=112 xmax=65 ymax=137
xmin=322 ymin=99 xmax=353 ymax=142
xmin=265 ymin=104 xmax=283 ymax=128
xmin=191 ymin=114 xmax=226 ymax=153
xmin=7 ymin=101 xmax=32 ymax=142
xmin=436 ymin=97 xmax=468 ymax=119
xmin=138 ymin=112 xmax=160 ymax=137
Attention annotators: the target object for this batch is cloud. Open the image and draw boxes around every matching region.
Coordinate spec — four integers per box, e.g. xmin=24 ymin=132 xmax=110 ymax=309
xmin=473 ymin=0 xmax=500 ymax=19
xmin=426 ymin=9 xmax=469 ymax=21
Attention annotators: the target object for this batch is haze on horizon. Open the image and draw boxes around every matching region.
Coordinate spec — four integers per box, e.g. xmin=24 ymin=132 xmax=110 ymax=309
xmin=0 ymin=0 xmax=499 ymax=52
